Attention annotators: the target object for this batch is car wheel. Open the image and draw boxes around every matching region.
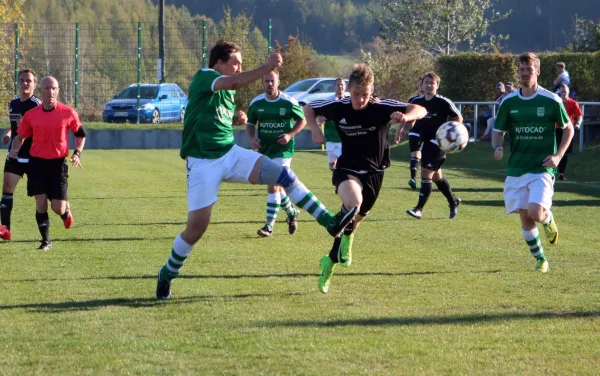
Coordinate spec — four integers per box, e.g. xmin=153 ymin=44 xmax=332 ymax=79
xmin=151 ymin=109 xmax=160 ymax=124
xmin=180 ymin=108 xmax=185 ymax=124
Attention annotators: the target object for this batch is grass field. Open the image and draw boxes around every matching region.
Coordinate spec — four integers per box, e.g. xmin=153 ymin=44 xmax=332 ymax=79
xmin=1 ymin=142 xmax=599 ymax=374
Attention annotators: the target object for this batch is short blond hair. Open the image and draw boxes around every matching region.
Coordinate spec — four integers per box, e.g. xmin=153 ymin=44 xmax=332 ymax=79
xmin=519 ymin=52 xmax=541 ymax=71
xmin=556 ymin=62 xmax=566 ymax=69
xmin=422 ymin=72 xmax=441 ymax=85
xmin=348 ymin=64 xmax=374 ymax=88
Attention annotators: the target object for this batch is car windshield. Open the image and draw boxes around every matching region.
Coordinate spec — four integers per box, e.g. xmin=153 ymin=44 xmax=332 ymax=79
xmin=116 ymin=86 xmax=158 ymax=100
xmin=284 ymin=79 xmax=319 ymax=92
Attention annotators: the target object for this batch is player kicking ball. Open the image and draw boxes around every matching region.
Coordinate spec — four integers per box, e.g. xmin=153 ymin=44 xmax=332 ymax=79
xmin=493 ymin=52 xmax=573 ymax=273
xmin=246 ymin=71 xmax=303 ymax=237
xmin=305 ymin=64 xmax=427 ymax=293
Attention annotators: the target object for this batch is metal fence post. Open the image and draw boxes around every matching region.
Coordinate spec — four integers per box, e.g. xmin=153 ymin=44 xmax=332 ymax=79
xmin=137 ymin=22 xmax=142 ymax=124
xmin=14 ymin=24 xmax=19 ymax=96
xmin=473 ymin=104 xmax=479 ymax=142
xmin=579 ymin=104 xmax=585 ymax=153
xmin=268 ymin=19 xmax=272 ymax=56
xmin=202 ymin=20 xmax=207 ymax=68
xmin=75 ymin=22 xmax=80 ymax=110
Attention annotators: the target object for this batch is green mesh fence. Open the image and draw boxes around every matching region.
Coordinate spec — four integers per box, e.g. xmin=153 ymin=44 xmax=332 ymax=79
xmin=0 ymin=20 xmax=271 ymax=122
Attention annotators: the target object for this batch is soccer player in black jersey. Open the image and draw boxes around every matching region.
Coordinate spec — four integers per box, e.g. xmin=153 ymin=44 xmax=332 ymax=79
xmin=401 ymin=72 xmax=463 ymax=220
xmin=0 ymin=69 xmax=41 ymax=241
xmin=305 ymin=64 xmax=427 ymax=293
xmin=399 ymin=77 xmax=425 ymax=189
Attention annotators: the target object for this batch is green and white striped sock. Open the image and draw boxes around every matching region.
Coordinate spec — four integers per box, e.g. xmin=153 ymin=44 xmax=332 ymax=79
xmin=160 ymin=235 xmax=194 ymax=281
xmin=522 ymin=227 xmax=546 ymax=260
xmin=280 ymin=192 xmax=295 ymax=217
xmin=265 ymin=192 xmax=281 ymax=229
xmin=287 ymin=182 xmax=333 ymax=227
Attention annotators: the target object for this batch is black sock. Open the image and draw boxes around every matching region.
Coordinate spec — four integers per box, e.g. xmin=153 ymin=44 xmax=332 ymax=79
xmin=410 ymin=158 xmax=420 ymax=179
xmin=416 ymin=179 xmax=432 ymax=209
xmin=558 ymin=155 xmax=568 ymax=174
xmin=1 ymin=193 xmax=14 ymax=230
xmin=328 ymin=236 xmax=342 ymax=264
xmin=35 ymin=211 xmax=50 ymax=242
xmin=434 ymin=177 xmax=456 ymax=205
xmin=343 ymin=220 xmax=356 ymax=236
xmin=60 ymin=209 xmax=70 ymax=221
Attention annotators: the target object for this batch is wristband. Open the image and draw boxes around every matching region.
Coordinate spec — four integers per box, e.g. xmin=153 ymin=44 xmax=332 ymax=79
xmin=494 ymin=145 xmax=502 ymax=151
xmin=73 ymin=149 xmax=81 ymax=157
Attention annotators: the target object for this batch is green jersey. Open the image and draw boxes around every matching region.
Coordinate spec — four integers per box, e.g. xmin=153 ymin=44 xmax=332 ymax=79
xmin=180 ymin=69 xmax=236 ymax=159
xmin=247 ymin=92 xmax=304 ymax=159
xmin=323 ymin=94 xmax=343 ymax=143
xmin=494 ymin=87 xmax=570 ymax=177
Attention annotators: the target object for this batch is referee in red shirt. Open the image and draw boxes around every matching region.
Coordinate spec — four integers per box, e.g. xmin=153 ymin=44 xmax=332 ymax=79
xmin=9 ymin=76 xmax=87 ymax=251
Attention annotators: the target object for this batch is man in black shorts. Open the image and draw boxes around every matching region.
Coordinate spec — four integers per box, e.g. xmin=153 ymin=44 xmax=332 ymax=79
xmin=402 ymin=72 xmax=463 ymax=220
xmin=9 ymin=76 xmax=86 ymax=251
xmin=305 ymin=64 xmax=427 ymax=293
xmin=397 ymin=77 xmax=425 ymax=190
xmin=0 ymin=69 xmax=41 ymax=241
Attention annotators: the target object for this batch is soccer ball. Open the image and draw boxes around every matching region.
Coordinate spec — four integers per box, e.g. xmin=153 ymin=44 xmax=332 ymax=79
xmin=436 ymin=121 xmax=469 ymax=153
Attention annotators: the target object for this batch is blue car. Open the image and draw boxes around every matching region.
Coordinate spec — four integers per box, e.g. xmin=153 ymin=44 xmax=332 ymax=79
xmin=102 ymin=83 xmax=188 ymax=123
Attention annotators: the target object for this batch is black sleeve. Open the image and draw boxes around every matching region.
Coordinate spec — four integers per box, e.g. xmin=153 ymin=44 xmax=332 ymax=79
xmin=310 ymin=99 xmax=340 ymax=122
xmin=74 ymin=125 xmax=87 ymax=137
xmin=376 ymin=99 xmax=408 ymax=118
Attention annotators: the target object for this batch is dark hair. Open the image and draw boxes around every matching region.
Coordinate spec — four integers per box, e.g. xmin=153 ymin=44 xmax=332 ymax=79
xmin=348 ymin=64 xmax=374 ymax=88
xmin=519 ymin=52 xmax=540 ymax=71
xmin=18 ymin=69 xmax=37 ymax=81
xmin=209 ymin=40 xmax=242 ymax=68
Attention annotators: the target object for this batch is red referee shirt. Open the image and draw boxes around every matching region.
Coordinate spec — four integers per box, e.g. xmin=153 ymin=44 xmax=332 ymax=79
xmin=17 ymin=102 xmax=82 ymax=159
xmin=556 ymin=98 xmax=582 ymax=128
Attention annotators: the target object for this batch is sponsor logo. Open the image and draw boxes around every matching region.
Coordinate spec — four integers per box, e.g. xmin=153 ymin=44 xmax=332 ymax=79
xmin=339 ymin=118 xmax=347 ymax=124
xmin=515 ymin=126 xmax=545 ymax=134
xmin=217 ymin=106 xmax=234 ymax=119
xmin=537 ymin=107 xmax=545 ymax=117
xmin=258 ymin=109 xmax=265 ymax=112
xmin=511 ymin=110 xmax=519 ymax=114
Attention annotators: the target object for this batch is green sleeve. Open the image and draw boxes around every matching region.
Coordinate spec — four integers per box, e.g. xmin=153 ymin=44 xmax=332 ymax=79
xmin=247 ymin=102 xmax=258 ymax=125
xmin=494 ymin=101 xmax=509 ymax=132
xmin=556 ymin=101 xmax=570 ymax=129
xmin=290 ymin=101 xmax=305 ymax=121
xmin=189 ymin=69 xmax=221 ymax=96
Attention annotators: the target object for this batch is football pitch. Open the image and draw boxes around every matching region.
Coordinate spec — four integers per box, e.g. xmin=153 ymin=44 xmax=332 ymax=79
xmin=1 ymin=143 xmax=599 ymax=374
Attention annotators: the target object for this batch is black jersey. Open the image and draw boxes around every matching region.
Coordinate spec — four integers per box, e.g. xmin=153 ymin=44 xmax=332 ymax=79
xmin=311 ymin=97 xmax=408 ymax=172
xmin=409 ymin=94 xmax=460 ymax=145
xmin=8 ymin=96 xmax=41 ymax=160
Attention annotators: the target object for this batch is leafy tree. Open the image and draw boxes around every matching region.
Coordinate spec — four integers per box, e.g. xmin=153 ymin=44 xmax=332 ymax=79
xmin=0 ymin=0 xmax=26 ymax=106
xmin=370 ymin=0 xmax=511 ymax=55
xmin=275 ymin=35 xmax=320 ymax=90
xmin=565 ymin=15 xmax=600 ymax=52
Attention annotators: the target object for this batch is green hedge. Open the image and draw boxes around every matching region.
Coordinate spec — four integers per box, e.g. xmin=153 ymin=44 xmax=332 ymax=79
xmin=436 ymin=52 xmax=600 ymax=102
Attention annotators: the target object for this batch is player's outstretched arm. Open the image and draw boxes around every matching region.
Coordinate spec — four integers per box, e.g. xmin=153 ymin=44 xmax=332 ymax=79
xmin=213 ymin=53 xmax=282 ymax=91
xmin=400 ymin=104 xmax=427 ymax=123
xmin=71 ymin=135 xmax=85 ymax=168
xmin=303 ymin=105 xmax=325 ymax=145
xmin=278 ymin=118 xmax=307 ymax=145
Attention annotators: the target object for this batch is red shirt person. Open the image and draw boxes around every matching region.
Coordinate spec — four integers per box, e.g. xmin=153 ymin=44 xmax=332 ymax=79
xmin=9 ymin=76 xmax=86 ymax=251
xmin=555 ymin=84 xmax=582 ymax=180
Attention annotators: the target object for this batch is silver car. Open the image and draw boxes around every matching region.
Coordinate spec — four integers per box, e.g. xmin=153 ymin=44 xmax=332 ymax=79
xmin=283 ymin=77 xmax=350 ymax=105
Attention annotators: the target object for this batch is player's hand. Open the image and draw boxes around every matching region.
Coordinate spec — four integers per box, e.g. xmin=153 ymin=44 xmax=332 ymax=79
xmin=390 ymin=111 xmax=406 ymax=123
xmin=494 ymin=146 xmax=503 ymax=160
xmin=250 ymin=137 xmax=260 ymax=150
xmin=8 ymin=148 xmax=18 ymax=159
xmin=267 ymin=53 xmax=283 ymax=71
xmin=575 ymin=123 xmax=581 ymax=130
xmin=316 ymin=115 xmax=326 ymax=125
xmin=234 ymin=110 xmax=248 ymax=125
xmin=542 ymin=154 xmax=561 ymax=168
xmin=2 ymin=133 xmax=9 ymax=145
xmin=277 ymin=133 xmax=292 ymax=145
xmin=71 ymin=154 xmax=82 ymax=168
xmin=312 ymin=131 xmax=325 ymax=145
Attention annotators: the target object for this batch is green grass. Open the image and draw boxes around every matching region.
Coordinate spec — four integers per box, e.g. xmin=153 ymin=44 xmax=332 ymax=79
xmin=1 ymin=143 xmax=599 ymax=374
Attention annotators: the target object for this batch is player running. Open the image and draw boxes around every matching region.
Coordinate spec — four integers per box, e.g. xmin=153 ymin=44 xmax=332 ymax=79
xmin=246 ymin=71 xmax=303 ymax=237
xmin=493 ymin=52 xmax=573 ymax=273
xmin=0 ymin=69 xmax=41 ymax=241
xmin=305 ymin=63 xmax=427 ymax=293
xmin=400 ymin=72 xmax=463 ymax=220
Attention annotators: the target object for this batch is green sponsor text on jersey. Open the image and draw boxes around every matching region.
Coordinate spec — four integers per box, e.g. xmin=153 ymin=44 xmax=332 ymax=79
xmin=247 ymin=93 xmax=304 ymax=159
xmin=494 ymin=87 xmax=570 ymax=177
xmin=181 ymin=69 xmax=236 ymax=159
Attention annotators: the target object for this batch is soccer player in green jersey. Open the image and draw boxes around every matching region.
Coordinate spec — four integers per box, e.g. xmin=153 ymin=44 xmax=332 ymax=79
xmin=156 ymin=41 xmax=356 ymax=299
xmin=492 ymin=52 xmax=573 ymax=273
xmin=246 ymin=71 xmax=304 ymax=237
xmin=320 ymin=77 xmax=346 ymax=170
